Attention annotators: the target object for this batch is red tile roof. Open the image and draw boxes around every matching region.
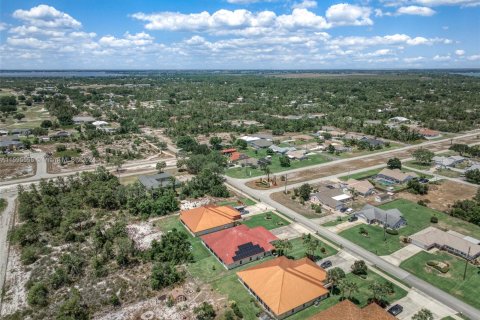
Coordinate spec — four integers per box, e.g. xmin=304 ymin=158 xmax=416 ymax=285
xmin=309 ymin=300 xmax=397 ymax=320
xmin=201 ymin=225 xmax=278 ymax=265
xmin=417 ymin=128 xmax=440 ymax=137
xmin=221 ymin=148 xmax=237 ymax=154
xmin=230 ymin=151 xmax=241 ymax=161
xmin=180 ymin=205 xmax=241 ymax=234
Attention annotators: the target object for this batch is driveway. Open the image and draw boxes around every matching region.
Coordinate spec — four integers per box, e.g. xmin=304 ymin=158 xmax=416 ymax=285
xmin=317 ymin=251 xmax=357 ymax=273
xmin=0 ymin=194 xmax=16 ymax=309
xmin=393 ymin=289 xmax=461 ymax=320
xmin=270 ymin=224 xmax=303 ymax=240
xmin=381 ymin=244 xmax=424 ymax=266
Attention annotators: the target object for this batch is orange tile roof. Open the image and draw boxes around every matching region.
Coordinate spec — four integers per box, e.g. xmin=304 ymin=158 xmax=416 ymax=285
xmin=180 ymin=205 xmax=241 ymax=234
xmin=237 ymin=256 xmax=329 ymax=316
xmin=309 ymin=300 xmax=397 ymax=320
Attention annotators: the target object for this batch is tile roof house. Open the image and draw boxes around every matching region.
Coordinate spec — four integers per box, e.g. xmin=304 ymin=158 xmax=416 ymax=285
xmin=344 ymin=179 xmax=375 ymax=196
xmin=376 ymin=168 xmax=418 ymax=184
xmin=180 ymin=205 xmax=241 ymax=236
xmin=417 ymin=128 xmax=441 ymax=138
xmin=237 ymin=257 xmax=330 ymax=319
xmin=410 ymin=227 xmax=480 ymax=260
xmin=355 ymin=204 xmax=406 ymax=229
xmin=201 ymin=225 xmax=278 ymax=269
xmin=230 ymin=152 xmax=250 ymax=163
xmin=310 ymin=186 xmax=351 ymax=211
xmin=309 ymin=300 xmax=396 ymax=320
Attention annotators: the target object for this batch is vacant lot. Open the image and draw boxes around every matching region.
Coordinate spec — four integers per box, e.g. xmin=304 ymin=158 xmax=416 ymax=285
xmin=340 ymin=199 xmax=480 ymax=255
xmin=271 ymin=191 xmax=332 ymax=219
xmin=400 ymin=251 xmax=480 ymax=309
xmin=0 ymin=156 xmax=36 ymax=180
xmin=242 ymin=212 xmax=290 ymax=230
xmin=398 ymin=180 xmax=477 ymax=213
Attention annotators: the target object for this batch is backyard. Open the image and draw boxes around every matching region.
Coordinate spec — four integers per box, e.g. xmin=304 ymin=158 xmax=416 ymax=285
xmin=340 ymin=199 xmax=480 ymax=255
xmin=242 ymin=212 xmax=290 ymax=230
xmin=400 ymin=251 xmax=480 ymax=309
xmin=216 ymin=197 xmax=256 ymax=207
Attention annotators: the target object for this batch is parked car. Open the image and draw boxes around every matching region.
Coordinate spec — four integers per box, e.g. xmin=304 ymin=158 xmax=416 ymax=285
xmin=346 ymin=208 xmax=353 ymax=213
xmin=348 ymin=216 xmax=358 ymax=222
xmin=419 ymin=178 xmax=429 ymax=183
xmin=388 ymin=304 xmax=403 ymax=316
xmin=320 ymin=260 xmax=332 ymax=268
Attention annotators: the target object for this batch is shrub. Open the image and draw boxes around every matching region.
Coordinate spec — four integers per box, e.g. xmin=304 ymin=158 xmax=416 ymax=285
xmin=386 ymin=228 xmax=398 ymax=235
xmin=430 ymin=216 xmax=438 ymax=223
xmin=27 ymin=282 xmax=49 ymax=307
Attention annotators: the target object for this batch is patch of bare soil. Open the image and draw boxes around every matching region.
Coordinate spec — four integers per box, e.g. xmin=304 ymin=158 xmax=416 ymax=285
xmin=0 ymin=250 xmax=30 ymax=317
xmin=398 ymin=180 xmax=477 ymax=212
xmin=126 ymin=222 xmax=163 ymax=251
xmin=0 ymin=157 xmax=36 ymax=181
xmin=271 ymin=191 xmax=333 ymax=219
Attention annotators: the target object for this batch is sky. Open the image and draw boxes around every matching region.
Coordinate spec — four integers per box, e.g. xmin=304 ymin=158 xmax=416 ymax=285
xmin=0 ymin=0 xmax=479 ymax=69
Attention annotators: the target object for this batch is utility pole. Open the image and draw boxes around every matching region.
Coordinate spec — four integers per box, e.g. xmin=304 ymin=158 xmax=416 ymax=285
xmin=463 ymin=246 xmax=471 ymax=281
xmin=284 ymin=174 xmax=288 ymax=194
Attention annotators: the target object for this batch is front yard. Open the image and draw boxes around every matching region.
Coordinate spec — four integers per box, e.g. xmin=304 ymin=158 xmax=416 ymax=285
xmin=400 ymin=251 xmax=480 ymax=309
xmin=340 ymin=199 xmax=480 ymax=256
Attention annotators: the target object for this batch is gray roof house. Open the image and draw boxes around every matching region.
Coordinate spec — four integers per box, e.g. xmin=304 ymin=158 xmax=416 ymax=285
xmin=433 ymin=155 xmax=466 ymax=167
xmin=73 ymin=116 xmax=96 ymax=124
xmin=250 ymin=139 xmax=273 ymax=149
xmin=269 ymin=145 xmax=296 ymax=154
xmin=310 ymin=186 xmax=351 ymax=210
xmin=355 ymin=204 xmax=406 ymax=229
xmin=359 ymin=137 xmax=384 ymax=148
xmin=138 ymin=173 xmax=178 ymax=189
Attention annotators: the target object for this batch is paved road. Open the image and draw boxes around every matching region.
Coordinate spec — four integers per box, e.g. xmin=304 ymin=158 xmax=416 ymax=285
xmin=225 ymin=176 xmax=480 ymax=320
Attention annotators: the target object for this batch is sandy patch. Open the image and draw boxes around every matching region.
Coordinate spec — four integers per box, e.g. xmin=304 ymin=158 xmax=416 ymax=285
xmin=0 ymin=250 xmax=30 ymax=317
xmin=126 ymin=222 xmax=163 ymax=251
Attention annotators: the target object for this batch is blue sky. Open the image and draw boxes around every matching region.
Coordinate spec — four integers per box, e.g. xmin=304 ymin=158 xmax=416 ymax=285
xmin=0 ymin=0 xmax=479 ymax=69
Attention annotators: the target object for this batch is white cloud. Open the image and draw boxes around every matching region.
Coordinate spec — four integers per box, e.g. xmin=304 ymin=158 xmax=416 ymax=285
xmin=455 ymin=49 xmax=465 ymax=55
xmin=292 ymin=0 xmax=318 ymax=9
xmin=467 ymin=54 xmax=480 ymax=61
xmin=404 ymin=56 xmax=425 ymax=62
xmin=0 ymin=22 xmax=8 ymax=31
xmin=415 ymin=0 xmax=480 ymax=7
xmin=329 ymin=33 xmax=451 ymax=48
xmin=397 ymin=6 xmax=436 ymax=15
xmin=433 ymin=54 xmax=451 ymax=61
xmin=13 ymin=5 xmax=81 ymax=29
xmin=99 ymin=32 xmax=154 ymax=47
xmin=325 ymin=3 xmax=373 ymax=26
xmin=226 ymin=0 xmax=264 ymax=3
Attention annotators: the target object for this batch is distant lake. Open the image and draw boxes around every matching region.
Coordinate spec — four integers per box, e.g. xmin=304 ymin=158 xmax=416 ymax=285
xmin=453 ymin=72 xmax=480 ymax=77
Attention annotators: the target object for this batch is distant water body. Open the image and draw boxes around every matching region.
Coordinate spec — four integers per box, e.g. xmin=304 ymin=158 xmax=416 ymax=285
xmin=453 ymin=72 xmax=480 ymax=77
xmin=0 ymin=71 xmax=120 ymax=77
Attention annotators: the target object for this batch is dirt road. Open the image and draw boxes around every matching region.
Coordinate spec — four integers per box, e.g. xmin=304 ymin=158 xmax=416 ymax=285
xmin=0 ymin=194 xmax=16 ymax=310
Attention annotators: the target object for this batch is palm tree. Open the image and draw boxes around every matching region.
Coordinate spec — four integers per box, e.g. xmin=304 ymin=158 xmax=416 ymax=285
xmin=264 ymin=166 xmax=271 ymax=182
xmin=169 ymin=176 xmax=177 ymax=193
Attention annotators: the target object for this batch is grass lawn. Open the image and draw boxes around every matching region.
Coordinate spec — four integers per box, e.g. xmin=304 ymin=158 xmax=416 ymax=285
xmin=242 ymin=212 xmax=290 ymax=230
xmin=290 ymin=271 xmax=408 ymax=319
xmin=0 ymin=198 xmax=6 ymax=213
xmin=287 ymin=237 xmax=338 ymax=260
xmin=339 ymin=168 xmax=383 ymax=181
xmin=400 ymin=251 xmax=480 ymax=309
xmin=216 ymin=197 xmax=256 ymax=207
xmin=435 ymin=168 xmax=462 ymax=178
xmin=225 ymin=151 xmax=331 ymax=179
xmin=322 ymin=217 xmax=347 ymax=227
xmin=54 ymin=149 xmax=80 ymax=158
xmin=403 ymin=160 xmax=433 ymax=170
xmin=340 ymin=199 xmax=480 ymax=255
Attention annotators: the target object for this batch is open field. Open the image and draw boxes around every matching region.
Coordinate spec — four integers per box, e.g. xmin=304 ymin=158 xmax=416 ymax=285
xmin=2 ymin=105 xmax=53 ymax=129
xmin=226 ymin=152 xmax=331 ymax=179
xmin=340 ymin=199 xmax=480 ymax=255
xmin=242 ymin=212 xmax=290 ymax=230
xmin=287 ymin=236 xmax=338 ymax=260
xmin=271 ymin=191 xmax=332 ymax=219
xmin=397 ymin=180 xmax=477 ymax=213
xmin=216 ymin=197 xmax=256 ymax=206
xmin=400 ymin=251 xmax=480 ymax=309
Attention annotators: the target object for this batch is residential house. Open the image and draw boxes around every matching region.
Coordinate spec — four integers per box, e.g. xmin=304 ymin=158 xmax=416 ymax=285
xmin=376 ymin=168 xmax=418 ymax=184
xmin=410 ymin=227 xmax=480 ymax=260
xmin=251 ymin=139 xmax=273 ymax=149
xmin=375 ymin=193 xmax=391 ymax=203
xmin=359 ymin=137 xmax=384 ymax=148
xmin=269 ymin=145 xmax=296 ymax=154
xmin=344 ymin=179 xmax=375 ymax=196
xmin=433 ymin=155 xmax=466 ymax=168
xmin=221 ymin=148 xmax=237 ymax=155
xmin=355 ymin=204 xmax=406 ymax=229
xmin=230 ymin=152 xmax=249 ymax=164
xmin=252 ymin=133 xmax=273 ymax=141
xmin=92 ymin=120 xmax=109 ymax=128
xmin=180 ymin=205 xmax=241 ymax=236
xmin=389 ymin=116 xmax=410 ymax=124
xmin=239 ymin=135 xmax=260 ymax=143
xmin=237 ymin=257 xmax=330 ymax=319
xmin=310 ymin=186 xmax=351 ymax=211
xmin=50 ymin=131 xmax=70 ymax=139
xmin=309 ymin=299 xmax=396 ymax=320
xmin=0 ymin=139 xmax=24 ymax=151
xmin=286 ymin=150 xmax=307 ymax=160
xmin=466 ymin=163 xmax=480 ymax=172
xmin=201 ymin=225 xmax=277 ymax=269
xmin=138 ymin=172 xmax=178 ymax=190
xmin=417 ymin=128 xmax=441 ymax=139
xmin=0 ymin=129 xmax=8 ymax=136
xmin=73 ymin=116 xmax=95 ymax=124
xmin=10 ymin=128 xmax=30 ymax=136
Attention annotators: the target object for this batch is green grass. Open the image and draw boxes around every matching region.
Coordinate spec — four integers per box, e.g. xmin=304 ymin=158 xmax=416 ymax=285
xmin=54 ymin=150 xmax=80 ymax=158
xmin=289 ymin=272 xmax=408 ymax=319
xmin=322 ymin=217 xmax=347 ymax=227
xmin=225 ymin=151 xmax=330 ymax=178
xmin=401 ymin=251 xmax=480 ymax=309
xmin=403 ymin=160 xmax=433 ymax=170
xmin=339 ymin=168 xmax=383 ymax=181
xmin=0 ymin=198 xmax=6 ymax=213
xmin=216 ymin=197 xmax=256 ymax=207
xmin=436 ymin=168 xmax=462 ymax=178
xmin=287 ymin=237 xmax=338 ymax=260
xmin=242 ymin=212 xmax=290 ymax=230
xmin=340 ymin=199 xmax=480 ymax=255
